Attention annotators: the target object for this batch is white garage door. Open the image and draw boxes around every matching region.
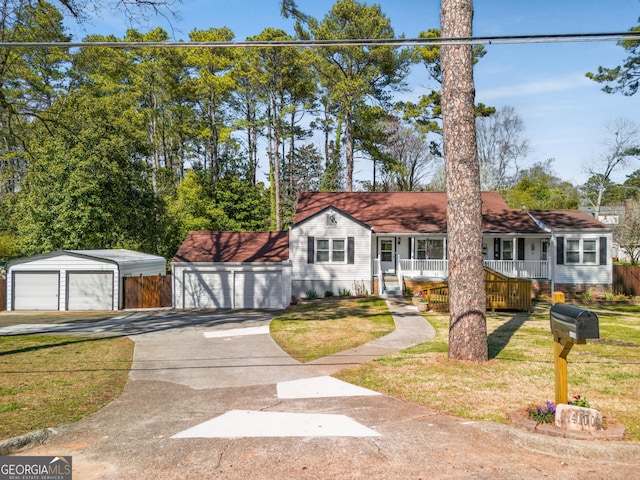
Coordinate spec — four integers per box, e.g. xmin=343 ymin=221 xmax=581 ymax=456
xmin=13 ymin=272 xmax=59 ymax=310
xmin=184 ymin=272 xmax=232 ymax=309
xmin=235 ymin=272 xmax=282 ymax=309
xmin=67 ymin=272 xmax=114 ymax=310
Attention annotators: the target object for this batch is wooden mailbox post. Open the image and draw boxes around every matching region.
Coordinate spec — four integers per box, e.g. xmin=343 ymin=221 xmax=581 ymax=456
xmin=549 ymin=303 xmax=599 ymax=405
xmin=553 ymin=333 xmax=586 ymax=405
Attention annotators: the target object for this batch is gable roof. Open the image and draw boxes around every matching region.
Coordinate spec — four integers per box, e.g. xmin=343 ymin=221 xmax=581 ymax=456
xmin=293 ymin=191 xmax=543 ymax=234
xmin=7 ymin=249 xmax=165 ymax=269
xmin=528 ymin=210 xmax=610 ymax=231
xmin=291 ymin=205 xmax=373 ymax=231
xmin=173 ymin=231 xmax=289 ymax=263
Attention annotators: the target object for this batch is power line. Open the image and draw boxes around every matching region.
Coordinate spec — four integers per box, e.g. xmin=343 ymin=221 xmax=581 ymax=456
xmin=0 ymin=31 xmax=638 ymax=48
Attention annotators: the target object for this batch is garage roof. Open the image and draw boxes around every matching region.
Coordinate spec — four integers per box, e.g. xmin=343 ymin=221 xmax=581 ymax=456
xmin=173 ymin=231 xmax=290 ymax=263
xmin=7 ymin=249 xmax=166 ymax=268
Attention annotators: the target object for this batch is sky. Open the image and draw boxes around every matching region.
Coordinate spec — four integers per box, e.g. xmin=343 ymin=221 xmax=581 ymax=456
xmin=65 ymin=0 xmax=640 ymax=188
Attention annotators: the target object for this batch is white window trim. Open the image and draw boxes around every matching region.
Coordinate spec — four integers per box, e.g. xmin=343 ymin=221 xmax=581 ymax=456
xmin=416 ymin=239 xmax=426 ymax=260
xmin=316 ymin=237 xmax=347 ymax=264
xmin=565 ymin=237 xmax=599 ymax=265
xmin=415 ymin=238 xmax=446 ymax=260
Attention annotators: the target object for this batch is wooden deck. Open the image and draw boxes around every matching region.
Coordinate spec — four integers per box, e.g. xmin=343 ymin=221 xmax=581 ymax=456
xmin=420 ymin=268 xmax=532 ymax=313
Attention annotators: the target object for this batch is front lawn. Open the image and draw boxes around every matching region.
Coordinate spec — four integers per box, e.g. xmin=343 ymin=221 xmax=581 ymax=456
xmin=270 ymin=297 xmax=395 ymax=362
xmin=272 ymin=298 xmax=640 ymax=441
xmin=0 ymin=334 xmax=134 ymax=440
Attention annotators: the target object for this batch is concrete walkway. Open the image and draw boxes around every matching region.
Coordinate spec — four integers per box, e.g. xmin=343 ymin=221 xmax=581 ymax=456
xmin=309 ymin=297 xmax=436 ymax=374
xmin=5 ymin=299 xmax=640 ymax=479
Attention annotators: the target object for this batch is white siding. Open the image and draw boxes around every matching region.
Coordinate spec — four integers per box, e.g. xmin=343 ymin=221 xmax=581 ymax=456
xmin=554 ymin=265 xmax=612 ymax=285
xmin=552 ymin=233 xmax=613 ymax=285
xmin=290 ymin=209 xmax=372 ymax=297
xmin=8 ymin=255 xmax=118 ymax=311
xmin=173 ymin=263 xmax=291 ymax=309
xmin=7 ymin=250 xmax=165 ymax=311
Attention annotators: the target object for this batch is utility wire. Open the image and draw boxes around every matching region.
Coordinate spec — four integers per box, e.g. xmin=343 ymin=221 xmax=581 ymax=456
xmin=0 ymin=31 xmax=638 ymax=48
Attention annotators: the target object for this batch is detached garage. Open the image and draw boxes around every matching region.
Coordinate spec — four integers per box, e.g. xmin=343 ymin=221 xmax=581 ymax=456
xmin=7 ymin=249 xmax=166 ymax=311
xmin=173 ymin=231 xmax=291 ymax=310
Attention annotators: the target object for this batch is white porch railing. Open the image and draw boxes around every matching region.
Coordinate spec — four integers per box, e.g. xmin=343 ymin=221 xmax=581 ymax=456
xmin=391 ymin=259 xmax=549 ymax=280
xmin=398 ymin=259 xmax=449 ymax=278
xmin=483 ymin=260 xmax=549 ymax=279
xmin=396 ymin=254 xmax=404 ymax=291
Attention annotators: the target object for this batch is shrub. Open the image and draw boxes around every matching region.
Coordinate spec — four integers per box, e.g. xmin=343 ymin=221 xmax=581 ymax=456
xmin=324 ymin=290 xmax=334 ymax=298
xmin=305 ymin=290 xmax=318 ymax=299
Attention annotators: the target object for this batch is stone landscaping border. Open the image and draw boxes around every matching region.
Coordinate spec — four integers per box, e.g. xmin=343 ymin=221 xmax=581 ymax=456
xmin=509 ymin=409 xmax=626 ymax=441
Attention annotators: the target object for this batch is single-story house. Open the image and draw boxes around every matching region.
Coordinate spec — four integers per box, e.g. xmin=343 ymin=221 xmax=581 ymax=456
xmin=172 ymin=191 xmax=612 ymax=309
xmin=172 ymin=231 xmax=291 ymax=309
xmin=6 ymin=249 xmax=166 ymax=311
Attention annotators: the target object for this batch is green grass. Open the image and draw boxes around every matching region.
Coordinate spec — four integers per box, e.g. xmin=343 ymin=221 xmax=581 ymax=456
xmin=272 ymin=298 xmax=640 ymax=441
xmin=0 ymin=334 xmax=134 ymax=440
xmin=270 ymin=297 xmax=395 ymax=362
xmin=3 ymin=299 xmax=639 ymax=443
xmin=0 ymin=310 xmax=130 ymax=327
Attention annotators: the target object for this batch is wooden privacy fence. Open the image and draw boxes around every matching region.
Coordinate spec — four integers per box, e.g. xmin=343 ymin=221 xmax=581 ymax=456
xmin=420 ymin=268 xmax=532 ymax=313
xmin=613 ymin=265 xmax=640 ymax=297
xmin=123 ymin=275 xmax=172 ymax=309
xmin=0 ymin=278 xmax=6 ymax=311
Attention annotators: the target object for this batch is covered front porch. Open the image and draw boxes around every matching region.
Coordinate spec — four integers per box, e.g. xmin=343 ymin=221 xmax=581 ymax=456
xmin=394 ymin=258 xmax=550 ymax=280
xmin=372 ymin=234 xmax=551 ymax=284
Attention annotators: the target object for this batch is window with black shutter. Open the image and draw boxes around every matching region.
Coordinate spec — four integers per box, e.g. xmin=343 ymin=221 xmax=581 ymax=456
xmin=556 ymin=237 xmax=564 ymax=265
xmin=517 ymin=238 xmax=525 ymax=261
xmin=307 ymin=236 xmax=315 ymax=264
xmin=599 ymin=237 xmax=608 ymax=265
xmin=347 ymin=237 xmax=354 ymax=264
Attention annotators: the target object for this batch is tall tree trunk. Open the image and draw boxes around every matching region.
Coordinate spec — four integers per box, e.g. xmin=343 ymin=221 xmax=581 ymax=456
xmin=345 ymin=106 xmax=353 ymax=192
xmin=148 ymin=93 xmax=160 ymax=195
xmin=323 ymin=98 xmax=330 ymax=175
xmin=208 ymin=88 xmax=219 ymax=181
xmin=440 ymin=0 xmax=488 ymax=362
xmin=246 ymin=99 xmax=258 ymax=185
xmin=290 ymin=107 xmax=296 ymax=194
xmin=270 ymin=97 xmax=281 ymax=231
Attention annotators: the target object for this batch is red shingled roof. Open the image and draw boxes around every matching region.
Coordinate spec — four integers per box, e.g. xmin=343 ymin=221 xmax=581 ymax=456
xmin=173 ymin=231 xmax=289 ymax=263
xmin=528 ymin=210 xmax=609 ymax=230
xmin=293 ymin=191 xmax=544 ymax=234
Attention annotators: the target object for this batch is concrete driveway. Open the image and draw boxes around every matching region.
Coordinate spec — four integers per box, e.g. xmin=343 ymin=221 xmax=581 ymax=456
xmin=5 ymin=301 xmax=640 ymax=479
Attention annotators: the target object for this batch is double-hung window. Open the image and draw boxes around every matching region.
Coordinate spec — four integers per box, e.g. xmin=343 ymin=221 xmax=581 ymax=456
xmin=316 ymin=238 xmax=346 ymax=263
xmin=428 ymin=239 xmax=445 ymax=259
xmin=582 ymin=239 xmax=597 ymax=264
xmin=565 ymin=238 xmax=598 ymax=264
xmin=331 ymin=239 xmax=345 ymax=262
xmin=416 ymin=240 xmax=427 ymax=260
xmin=416 ymin=239 xmax=444 ymax=259
xmin=316 ymin=239 xmax=330 ymax=262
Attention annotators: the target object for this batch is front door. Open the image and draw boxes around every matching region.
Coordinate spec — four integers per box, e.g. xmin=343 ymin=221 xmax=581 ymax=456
xmin=378 ymin=237 xmax=395 ymax=273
